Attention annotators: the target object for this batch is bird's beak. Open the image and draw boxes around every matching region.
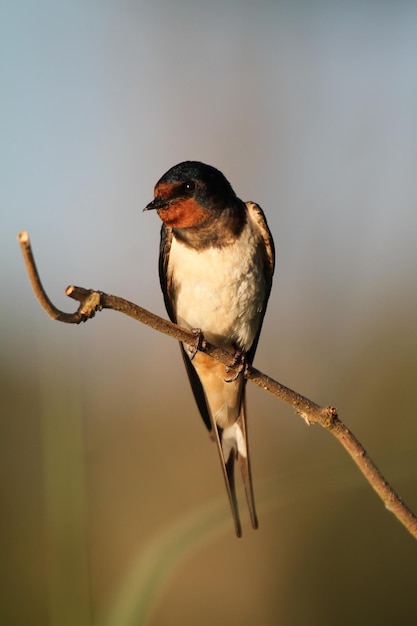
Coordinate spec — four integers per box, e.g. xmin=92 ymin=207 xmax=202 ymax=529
xmin=143 ymin=197 xmax=167 ymax=212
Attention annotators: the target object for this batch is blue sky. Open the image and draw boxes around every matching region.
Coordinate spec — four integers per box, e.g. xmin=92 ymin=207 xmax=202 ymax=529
xmin=2 ymin=0 xmax=417 ymax=343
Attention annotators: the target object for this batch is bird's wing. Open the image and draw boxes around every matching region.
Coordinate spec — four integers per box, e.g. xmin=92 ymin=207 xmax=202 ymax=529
xmin=245 ymin=201 xmax=275 ymax=365
xmin=158 ymin=225 xmax=175 ymax=321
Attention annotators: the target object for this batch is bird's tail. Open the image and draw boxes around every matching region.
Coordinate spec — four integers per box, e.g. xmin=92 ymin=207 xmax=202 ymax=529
xmin=212 ymin=399 xmax=258 ymax=537
xmin=235 ymin=400 xmax=258 ymax=531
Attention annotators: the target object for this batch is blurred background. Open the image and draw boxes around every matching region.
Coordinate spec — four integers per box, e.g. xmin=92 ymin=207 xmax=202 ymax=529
xmin=2 ymin=1 xmax=417 ymax=624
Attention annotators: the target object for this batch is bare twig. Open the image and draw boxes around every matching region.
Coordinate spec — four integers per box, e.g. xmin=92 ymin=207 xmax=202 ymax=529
xmin=17 ymin=231 xmax=417 ymax=540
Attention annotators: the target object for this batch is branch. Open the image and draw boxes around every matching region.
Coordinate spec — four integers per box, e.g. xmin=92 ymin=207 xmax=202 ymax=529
xmin=17 ymin=231 xmax=417 ymax=540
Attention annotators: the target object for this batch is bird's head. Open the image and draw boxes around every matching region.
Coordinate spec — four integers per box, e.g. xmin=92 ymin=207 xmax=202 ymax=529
xmin=144 ymin=161 xmax=238 ymax=229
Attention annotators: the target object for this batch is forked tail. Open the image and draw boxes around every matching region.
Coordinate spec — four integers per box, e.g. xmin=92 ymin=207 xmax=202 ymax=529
xmin=211 ymin=401 xmax=258 ymax=537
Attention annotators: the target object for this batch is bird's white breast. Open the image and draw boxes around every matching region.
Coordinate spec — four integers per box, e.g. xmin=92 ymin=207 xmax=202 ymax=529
xmin=168 ymin=217 xmax=267 ymax=351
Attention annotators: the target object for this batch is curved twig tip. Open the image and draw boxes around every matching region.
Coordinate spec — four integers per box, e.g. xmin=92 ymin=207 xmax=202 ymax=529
xmin=18 ymin=231 xmax=29 ymax=243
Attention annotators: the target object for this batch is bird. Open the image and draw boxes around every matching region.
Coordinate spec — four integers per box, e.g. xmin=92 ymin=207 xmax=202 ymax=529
xmin=144 ymin=161 xmax=275 ymax=537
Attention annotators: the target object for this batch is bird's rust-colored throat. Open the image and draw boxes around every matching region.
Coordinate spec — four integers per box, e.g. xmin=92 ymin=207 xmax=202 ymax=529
xmin=155 ymin=182 xmax=208 ymax=229
xmin=157 ymin=198 xmax=207 ymax=228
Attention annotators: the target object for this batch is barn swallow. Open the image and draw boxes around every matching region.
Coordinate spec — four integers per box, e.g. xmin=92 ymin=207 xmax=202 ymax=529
xmin=144 ymin=161 xmax=275 ymax=536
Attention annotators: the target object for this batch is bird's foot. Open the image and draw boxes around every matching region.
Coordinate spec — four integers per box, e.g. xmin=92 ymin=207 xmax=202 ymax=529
xmin=188 ymin=328 xmax=206 ymax=361
xmin=224 ymin=350 xmax=248 ymax=383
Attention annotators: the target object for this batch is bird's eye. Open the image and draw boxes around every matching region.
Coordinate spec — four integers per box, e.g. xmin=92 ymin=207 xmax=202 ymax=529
xmin=182 ymin=180 xmax=196 ymax=194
